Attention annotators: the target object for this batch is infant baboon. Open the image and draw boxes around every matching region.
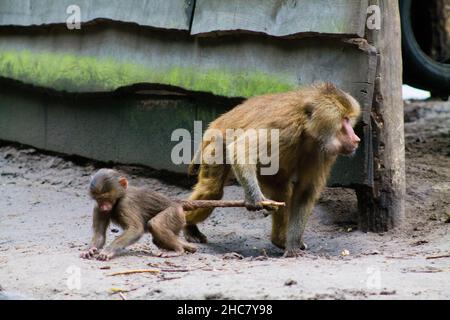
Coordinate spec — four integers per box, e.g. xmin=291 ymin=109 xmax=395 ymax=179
xmin=80 ymin=169 xmax=196 ymax=260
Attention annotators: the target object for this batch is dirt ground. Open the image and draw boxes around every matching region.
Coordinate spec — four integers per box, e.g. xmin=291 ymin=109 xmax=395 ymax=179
xmin=0 ymin=99 xmax=449 ymax=300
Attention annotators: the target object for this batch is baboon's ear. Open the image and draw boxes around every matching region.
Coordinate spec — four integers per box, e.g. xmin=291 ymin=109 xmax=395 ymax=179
xmin=118 ymin=177 xmax=128 ymax=189
xmin=304 ymin=103 xmax=314 ymax=119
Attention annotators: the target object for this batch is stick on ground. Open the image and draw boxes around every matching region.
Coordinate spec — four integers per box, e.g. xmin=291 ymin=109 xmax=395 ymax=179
xmin=118 ymin=292 xmax=127 ymax=300
xmin=108 ymin=269 xmax=161 ymax=276
xmin=426 ymin=254 xmax=450 ymax=260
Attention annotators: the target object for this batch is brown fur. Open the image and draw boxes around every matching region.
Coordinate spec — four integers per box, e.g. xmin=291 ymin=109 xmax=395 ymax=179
xmin=184 ymin=83 xmax=361 ymax=257
xmin=81 ymin=169 xmax=196 ymax=261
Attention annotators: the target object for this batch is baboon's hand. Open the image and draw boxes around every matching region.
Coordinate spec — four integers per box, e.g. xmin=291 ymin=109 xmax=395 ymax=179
xmin=97 ymin=249 xmax=115 ymax=261
xmin=80 ymin=247 xmax=98 ymax=259
xmin=244 ymin=196 xmax=265 ymax=211
xmin=245 ymin=195 xmax=280 ymax=211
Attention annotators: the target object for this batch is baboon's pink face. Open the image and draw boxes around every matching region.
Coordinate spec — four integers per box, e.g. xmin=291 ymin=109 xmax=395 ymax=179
xmin=90 ymin=192 xmax=116 ymax=214
xmin=325 ymin=117 xmax=361 ymax=155
xmin=97 ymin=198 xmax=114 ymax=213
xmin=339 ymin=117 xmax=361 ymax=154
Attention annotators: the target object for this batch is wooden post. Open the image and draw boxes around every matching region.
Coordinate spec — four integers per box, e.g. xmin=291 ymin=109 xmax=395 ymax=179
xmin=356 ymin=0 xmax=406 ymax=231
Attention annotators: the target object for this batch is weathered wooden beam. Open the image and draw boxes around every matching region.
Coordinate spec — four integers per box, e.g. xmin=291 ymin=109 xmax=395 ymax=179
xmin=191 ymin=0 xmax=369 ymax=38
xmin=0 ymin=0 xmax=194 ymax=31
xmin=356 ymin=0 xmax=406 ymax=231
xmin=0 ymin=24 xmax=376 ymax=101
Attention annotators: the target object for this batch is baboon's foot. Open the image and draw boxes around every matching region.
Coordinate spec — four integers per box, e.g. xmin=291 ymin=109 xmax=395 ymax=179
xmin=182 ymin=241 xmax=197 ymax=253
xmin=282 ymin=242 xmax=308 ymax=258
xmin=283 ymin=248 xmax=305 ymax=258
xmin=183 ymin=224 xmax=207 ymax=243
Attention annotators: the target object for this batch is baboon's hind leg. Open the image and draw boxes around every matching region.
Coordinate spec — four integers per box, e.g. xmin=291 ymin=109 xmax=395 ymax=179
xmin=148 ymin=206 xmax=196 ymax=253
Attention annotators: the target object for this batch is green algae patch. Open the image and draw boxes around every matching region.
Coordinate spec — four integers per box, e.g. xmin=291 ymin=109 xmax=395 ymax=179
xmin=0 ymin=50 xmax=295 ymax=97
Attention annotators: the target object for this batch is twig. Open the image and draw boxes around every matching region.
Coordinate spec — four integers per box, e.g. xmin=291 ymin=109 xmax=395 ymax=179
xmin=405 ymin=268 xmax=450 ymax=273
xmin=157 ymin=276 xmax=182 ymax=282
xmin=160 ymin=269 xmax=191 ymax=273
xmin=151 ymin=254 xmax=180 ymax=259
xmin=118 ymin=292 xmax=127 ymax=300
xmin=385 ymin=256 xmax=410 ymax=260
xmin=108 ymin=269 xmax=160 ymax=276
xmin=426 ymin=254 xmax=450 ymax=260
xmin=111 ymin=287 xmax=139 ymax=295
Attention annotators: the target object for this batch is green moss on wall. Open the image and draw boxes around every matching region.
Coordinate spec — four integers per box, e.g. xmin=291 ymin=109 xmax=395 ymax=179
xmin=0 ymin=50 xmax=295 ymax=97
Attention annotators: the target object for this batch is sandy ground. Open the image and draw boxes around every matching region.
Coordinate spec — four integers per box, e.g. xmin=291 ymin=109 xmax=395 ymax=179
xmin=0 ymin=99 xmax=449 ymax=300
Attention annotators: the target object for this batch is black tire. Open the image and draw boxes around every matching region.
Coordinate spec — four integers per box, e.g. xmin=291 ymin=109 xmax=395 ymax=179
xmin=400 ymin=0 xmax=450 ymax=96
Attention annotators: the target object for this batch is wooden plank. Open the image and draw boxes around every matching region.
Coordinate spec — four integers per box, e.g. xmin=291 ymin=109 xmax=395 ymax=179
xmin=45 ymin=97 xmax=199 ymax=171
xmin=0 ymin=89 xmax=46 ymax=148
xmin=191 ymin=0 xmax=369 ymax=37
xmin=0 ymin=25 xmax=377 ymax=104
xmin=0 ymin=82 xmax=368 ymax=186
xmin=0 ymin=83 xmax=230 ymax=174
xmin=356 ymin=0 xmax=406 ymax=231
xmin=0 ymin=0 xmax=194 ymax=30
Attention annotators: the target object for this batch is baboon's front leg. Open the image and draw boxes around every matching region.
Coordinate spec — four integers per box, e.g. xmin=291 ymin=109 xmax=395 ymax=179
xmin=284 ymin=185 xmax=314 ymax=257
